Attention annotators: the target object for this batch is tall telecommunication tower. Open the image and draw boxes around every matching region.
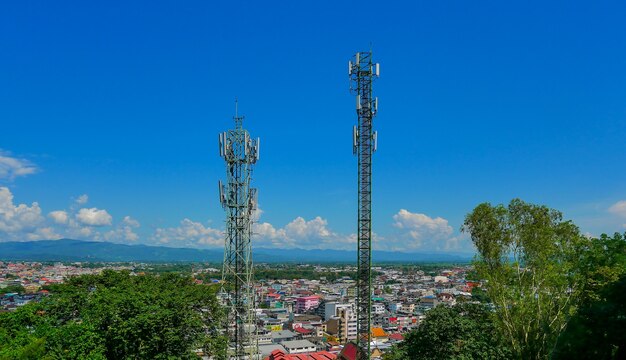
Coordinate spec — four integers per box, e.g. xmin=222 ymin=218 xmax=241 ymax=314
xmin=219 ymin=101 xmax=260 ymax=359
xmin=349 ymin=51 xmax=379 ymax=360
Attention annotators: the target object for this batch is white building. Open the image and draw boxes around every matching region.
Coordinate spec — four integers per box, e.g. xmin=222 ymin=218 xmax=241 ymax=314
xmin=324 ymin=301 xmax=353 ymax=321
xmin=281 ymin=340 xmax=317 ymax=354
xmin=372 ymin=303 xmax=386 ymax=315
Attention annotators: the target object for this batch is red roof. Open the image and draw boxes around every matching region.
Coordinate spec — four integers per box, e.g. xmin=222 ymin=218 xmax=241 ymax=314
xmin=265 ymin=350 xmax=336 ymax=360
xmin=337 ymin=342 xmax=358 ymax=360
xmin=294 ymin=327 xmax=313 ymax=334
xmin=388 ymin=333 xmax=404 ymax=341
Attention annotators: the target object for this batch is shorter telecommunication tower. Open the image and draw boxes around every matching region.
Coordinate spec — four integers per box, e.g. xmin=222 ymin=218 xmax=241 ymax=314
xmin=219 ymin=101 xmax=260 ymax=359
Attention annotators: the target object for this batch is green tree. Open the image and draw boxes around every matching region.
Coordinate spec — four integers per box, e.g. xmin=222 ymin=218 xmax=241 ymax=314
xmin=576 ymin=232 xmax=626 ymax=305
xmin=462 ymin=199 xmax=587 ymax=359
xmin=553 ymin=232 xmax=626 ymax=359
xmin=470 ymin=286 xmax=490 ymax=304
xmin=383 ymin=303 xmax=511 ymax=360
xmin=0 ymin=270 xmax=226 ymax=359
xmin=0 ymin=284 xmax=25 ymax=295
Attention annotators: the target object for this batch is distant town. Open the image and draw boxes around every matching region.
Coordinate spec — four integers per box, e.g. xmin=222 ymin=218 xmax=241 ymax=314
xmin=1 ymin=260 xmax=477 ymax=359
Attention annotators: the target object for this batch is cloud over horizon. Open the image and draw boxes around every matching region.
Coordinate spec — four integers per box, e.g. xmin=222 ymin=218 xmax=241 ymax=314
xmin=76 ymin=208 xmax=113 ymax=227
xmin=391 ymin=209 xmax=469 ymax=252
xmin=152 ymin=218 xmax=222 ymax=247
xmin=0 ymin=186 xmax=138 ymax=244
xmin=0 ymin=185 xmax=470 ymax=252
xmin=253 ymin=216 xmax=356 ymax=250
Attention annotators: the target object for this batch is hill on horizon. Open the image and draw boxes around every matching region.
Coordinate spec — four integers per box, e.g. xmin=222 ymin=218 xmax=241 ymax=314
xmin=0 ymin=239 xmax=473 ymax=263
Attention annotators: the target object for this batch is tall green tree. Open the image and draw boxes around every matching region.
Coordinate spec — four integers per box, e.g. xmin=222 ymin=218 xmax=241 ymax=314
xmin=383 ymin=303 xmax=511 ymax=360
xmin=462 ymin=199 xmax=587 ymax=359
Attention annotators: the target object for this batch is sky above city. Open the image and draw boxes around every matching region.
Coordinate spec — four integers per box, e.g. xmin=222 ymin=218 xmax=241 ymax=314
xmin=1 ymin=1 xmax=626 ymax=253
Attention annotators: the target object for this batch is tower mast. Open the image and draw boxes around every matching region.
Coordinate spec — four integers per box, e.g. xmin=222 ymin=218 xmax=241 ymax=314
xmin=349 ymin=51 xmax=379 ymax=360
xmin=219 ymin=101 xmax=260 ymax=359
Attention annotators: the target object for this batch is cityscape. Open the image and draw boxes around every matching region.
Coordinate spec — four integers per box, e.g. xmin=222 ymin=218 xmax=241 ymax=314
xmin=1 ymin=260 xmax=477 ymax=359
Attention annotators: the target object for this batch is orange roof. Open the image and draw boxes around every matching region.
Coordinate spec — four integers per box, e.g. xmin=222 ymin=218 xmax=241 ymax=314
xmin=371 ymin=327 xmax=387 ymax=338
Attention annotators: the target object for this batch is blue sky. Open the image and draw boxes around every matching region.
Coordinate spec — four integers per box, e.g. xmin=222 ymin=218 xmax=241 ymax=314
xmin=1 ymin=1 xmax=625 ymax=252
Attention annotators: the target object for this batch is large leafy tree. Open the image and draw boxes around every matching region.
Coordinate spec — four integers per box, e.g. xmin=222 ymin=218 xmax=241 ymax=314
xmin=462 ymin=199 xmax=587 ymax=359
xmin=383 ymin=303 xmax=511 ymax=360
xmin=0 ymin=270 xmax=226 ymax=359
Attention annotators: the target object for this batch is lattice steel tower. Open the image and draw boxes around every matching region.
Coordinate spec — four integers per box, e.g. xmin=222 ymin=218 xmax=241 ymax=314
xmin=219 ymin=102 xmax=260 ymax=359
xmin=349 ymin=51 xmax=379 ymax=360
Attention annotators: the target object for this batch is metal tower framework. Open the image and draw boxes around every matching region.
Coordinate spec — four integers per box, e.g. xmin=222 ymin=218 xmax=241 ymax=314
xmin=219 ymin=103 xmax=260 ymax=359
xmin=349 ymin=51 xmax=379 ymax=360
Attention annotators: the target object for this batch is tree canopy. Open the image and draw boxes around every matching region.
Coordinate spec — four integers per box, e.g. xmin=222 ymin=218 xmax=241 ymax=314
xmin=553 ymin=232 xmax=626 ymax=359
xmin=383 ymin=303 xmax=511 ymax=360
xmin=462 ymin=199 xmax=587 ymax=359
xmin=0 ymin=284 xmax=25 ymax=295
xmin=0 ymin=270 xmax=226 ymax=359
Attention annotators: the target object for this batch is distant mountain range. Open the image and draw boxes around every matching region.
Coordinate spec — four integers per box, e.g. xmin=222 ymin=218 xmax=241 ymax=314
xmin=0 ymin=239 xmax=473 ymax=263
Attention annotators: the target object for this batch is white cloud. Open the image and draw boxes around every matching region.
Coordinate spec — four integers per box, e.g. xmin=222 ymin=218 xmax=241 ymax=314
xmin=76 ymin=194 xmax=89 ymax=205
xmin=49 ymin=210 xmax=69 ymax=224
xmin=76 ymin=208 xmax=113 ymax=227
xmin=391 ymin=209 xmax=468 ymax=251
xmin=609 ymin=201 xmax=626 ymax=217
xmin=0 ymin=187 xmax=45 ymax=240
xmin=253 ymin=216 xmax=354 ymax=250
xmin=27 ymin=227 xmax=62 ymax=241
xmin=104 ymin=216 xmax=140 ymax=242
xmin=0 ymin=151 xmax=38 ymax=180
xmin=285 ymin=217 xmax=331 ymax=238
xmin=122 ymin=215 xmax=140 ymax=228
xmin=609 ymin=200 xmax=626 ymax=228
xmin=152 ymin=219 xmax=223 ymax=247
xmin=0 ymin=188 xmax=142 ymax=243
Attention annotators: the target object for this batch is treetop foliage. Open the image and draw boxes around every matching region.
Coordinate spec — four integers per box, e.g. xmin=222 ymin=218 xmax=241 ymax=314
xmin=0 ymin=270 xmax=226 ymax=360
xmin=383 ymin=303 xmax=511 ymax=360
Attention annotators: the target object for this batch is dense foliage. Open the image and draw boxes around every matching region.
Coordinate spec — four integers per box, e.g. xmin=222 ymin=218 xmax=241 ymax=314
xmin=384 ymin=303 xmax=511 ymax=360
xmin=553 ymin=232 xmax=626 ymax=359
xmin=0 ymin=270 xmax=226 ymax=359
xmin=0 ymin=284 xmax=25 ymax=295
xmin=385 ymin=201 xmax=625 ymax=360
xmin=460 ymin=199 xmax=626 ymax=359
